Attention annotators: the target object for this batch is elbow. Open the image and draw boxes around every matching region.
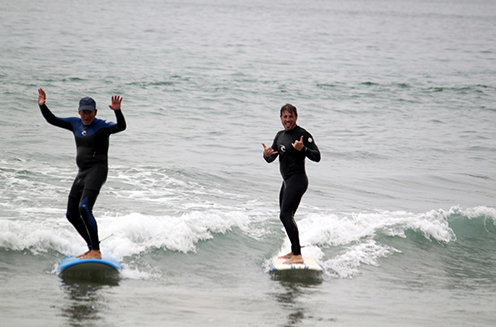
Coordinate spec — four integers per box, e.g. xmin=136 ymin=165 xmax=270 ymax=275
xmin=119 ymin=120 xmax=127 ymax=131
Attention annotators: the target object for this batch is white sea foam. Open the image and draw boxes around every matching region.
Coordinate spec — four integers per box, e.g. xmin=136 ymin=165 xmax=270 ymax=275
xmin=297 ymin=208 xmax=457 ymax=246
xmin=446 ymin=205 xmax=496 ymax=221
xmin=0 ymin=209 xmax=254 ymax=256
xmin=99 ymin=210 xmax=251 ymax=258
xmin=274 ymin=206 xmax=471 ymax=278
xmin=0 ymin=219 xmax=80 ymax=255
xmin=325 ymin=239 xmax=399 ymax=279
xmin=4 ymin=204 xmax=490 ymax=282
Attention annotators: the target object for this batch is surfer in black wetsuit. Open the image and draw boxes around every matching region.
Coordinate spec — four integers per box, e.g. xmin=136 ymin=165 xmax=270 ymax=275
xmin=262 ymin=104 xmax=321 ymax=265
xmin=37 ymin=88 xmax=126 ymax=260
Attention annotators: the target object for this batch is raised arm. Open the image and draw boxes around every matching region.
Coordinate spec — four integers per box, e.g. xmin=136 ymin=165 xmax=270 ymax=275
xmin=37 ymin=88 xmax=72 ymax=130
xmin=109 ymin=95 xmax=126 ymax=132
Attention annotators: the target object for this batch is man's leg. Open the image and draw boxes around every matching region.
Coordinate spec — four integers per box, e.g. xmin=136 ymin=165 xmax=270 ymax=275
xmin=66 ymin=177 xmax=92 ymax=249
xmin=78 ymin=188 xmax=101 ymax=251
xmin=279 ymin=174 xmax=308 ymax=262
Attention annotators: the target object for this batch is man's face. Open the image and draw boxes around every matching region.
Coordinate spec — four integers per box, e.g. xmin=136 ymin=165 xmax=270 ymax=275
xmin=79 ymin=109 xmax=97 ymax=125
xmin=280 ymin=110 xmax=297 ymax=131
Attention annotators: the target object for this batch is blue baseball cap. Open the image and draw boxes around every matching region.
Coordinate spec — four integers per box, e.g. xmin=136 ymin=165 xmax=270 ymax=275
xmin=79 ymin=97 xmax=96 ymax=111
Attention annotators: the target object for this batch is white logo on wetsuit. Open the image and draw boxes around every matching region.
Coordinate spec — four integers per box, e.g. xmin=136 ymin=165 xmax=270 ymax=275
xmin=280 ymin=145 xmax=286 ymax=153
xmin=308 ymin=137 xmax=313 ymax=143
xmin=82 ymin=130 xmax=87 ymax=136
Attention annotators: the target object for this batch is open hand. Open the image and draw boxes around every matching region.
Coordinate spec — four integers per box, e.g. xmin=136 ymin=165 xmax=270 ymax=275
xmin=38 ymin=88 xmax=46 ymax=105
xmin=109 ymin=95 xmax=123 ymax=110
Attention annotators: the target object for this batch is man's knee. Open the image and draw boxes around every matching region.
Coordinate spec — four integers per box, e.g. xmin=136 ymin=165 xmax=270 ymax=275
xmin=66 ymin=208 xmax=83 ymax=226
xmin=78 ymin=193 xmax=94 ymax=213
xmin=78 ymin=202 xmax=91 ymax=218
xmin=279 ymin=210 xmax=294 ymax=224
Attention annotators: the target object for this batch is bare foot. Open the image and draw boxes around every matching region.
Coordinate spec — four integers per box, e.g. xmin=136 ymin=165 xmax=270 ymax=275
xmin=283 ymin=255 xmax=304 ymax=265
xmin=278 ymin=252 xmax=293 ymax=259
xmin=76 ymin=250 xmax=90 ymax=258
xmin=81 ymin=250 xmax=102 ymax=260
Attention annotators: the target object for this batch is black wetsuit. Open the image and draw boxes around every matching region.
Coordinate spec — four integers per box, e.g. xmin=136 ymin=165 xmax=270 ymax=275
xmin=39 ymin=104 xmax=126 ymax=251
xmin=264 ymin=125 xmax=320 ymax=256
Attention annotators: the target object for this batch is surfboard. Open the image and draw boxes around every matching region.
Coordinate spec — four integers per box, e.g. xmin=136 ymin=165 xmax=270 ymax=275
xmin=269 ymin=255 xmax=325 ymax=274
xmin=58 ymin=256 xmax=122 ymax=280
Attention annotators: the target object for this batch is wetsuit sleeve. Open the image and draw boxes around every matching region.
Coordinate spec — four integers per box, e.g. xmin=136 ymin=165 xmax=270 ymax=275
xmin=303 ymin=132 xmax=321 ymax=162
xmin=39 ymin=104 xmax=73 ymax=131
xmin=113 ymin=109 xmax=126 ymax=132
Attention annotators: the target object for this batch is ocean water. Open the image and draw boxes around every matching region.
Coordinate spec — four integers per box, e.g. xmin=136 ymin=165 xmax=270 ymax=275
xmin=1 ymin=0 xmax=495 ymax=326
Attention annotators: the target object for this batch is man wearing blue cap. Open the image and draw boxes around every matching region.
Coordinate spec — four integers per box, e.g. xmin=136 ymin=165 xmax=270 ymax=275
xmin=37 ymin=88 xmax=126 ymax=260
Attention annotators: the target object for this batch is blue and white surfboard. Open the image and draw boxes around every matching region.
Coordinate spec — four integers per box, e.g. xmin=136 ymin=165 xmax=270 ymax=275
xmin=58 ymin=256 xmax=121 ymax=279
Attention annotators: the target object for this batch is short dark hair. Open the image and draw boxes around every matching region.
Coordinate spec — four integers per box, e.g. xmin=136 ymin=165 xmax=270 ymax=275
xmin=280 ymin=103 xmax=298 ymax=117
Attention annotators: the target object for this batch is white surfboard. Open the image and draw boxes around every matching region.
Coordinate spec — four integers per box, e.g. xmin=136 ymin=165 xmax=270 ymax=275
xmin=268 ymin=256 xmax=324 ymax=273
xmin=58 ymin=256 xmax=121 ymax=279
